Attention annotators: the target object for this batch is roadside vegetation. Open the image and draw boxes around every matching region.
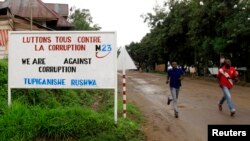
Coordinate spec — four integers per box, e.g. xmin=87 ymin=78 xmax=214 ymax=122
xmin=127 ymin=0 xmax=250 ymax=81
xmin=0 ymin=59 xmax=144 ymax=141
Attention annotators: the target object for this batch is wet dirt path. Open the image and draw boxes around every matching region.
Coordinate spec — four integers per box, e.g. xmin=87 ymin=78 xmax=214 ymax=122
xmin=118 ymin=71 xmax=250 ymax=141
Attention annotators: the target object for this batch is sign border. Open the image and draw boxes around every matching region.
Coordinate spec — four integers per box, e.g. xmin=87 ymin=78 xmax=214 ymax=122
xmin=8 ymin=31 xmax=118 ymax=123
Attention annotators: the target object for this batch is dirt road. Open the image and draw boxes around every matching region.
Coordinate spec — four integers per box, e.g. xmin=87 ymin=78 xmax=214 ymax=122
xmin=118 ymin=71 xmax=250 ymax=141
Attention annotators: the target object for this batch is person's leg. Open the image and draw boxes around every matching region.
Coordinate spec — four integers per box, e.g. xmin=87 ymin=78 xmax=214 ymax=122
xmin=219 ymin=95 xmax=226 ymax=105
xmin=170 ymin=87 xmax=178 ymax=117
xmin=175 ymin=89 xmax=180 ymax=118
xmin=176 ymin=88 xmax=180 ymax=99
xmin=167 ymin=95 xmax=172 ymax=105
xmin=167 ymin=87 xmax=173 ymax=105
xmin=218 ymin=92 xmax=226 ymax=111
xmin=222 ymin=86 xmax=235 ymax=115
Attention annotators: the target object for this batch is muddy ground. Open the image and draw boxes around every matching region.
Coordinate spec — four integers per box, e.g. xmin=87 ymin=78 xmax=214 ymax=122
xmin=118 ymin=71 xmax=250 ymax=141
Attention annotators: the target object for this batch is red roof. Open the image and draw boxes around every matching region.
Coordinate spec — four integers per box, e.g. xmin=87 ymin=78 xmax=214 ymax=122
xmin=0 ymin=0 xmax=58 ymax=20
xmin=45 ymin=3 xmax=68 ymax=17
xmin=0 ymin=0 xmax=72 ymax=28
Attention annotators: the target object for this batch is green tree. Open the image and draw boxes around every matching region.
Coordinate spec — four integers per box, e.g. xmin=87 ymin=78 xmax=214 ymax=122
xmin=126 ymin=42 xmax=146 ymax=70
xmin=127 ymin=0 xmax=250 ymax=80
xmin=69 ymin=7 xmax=101 ymax=30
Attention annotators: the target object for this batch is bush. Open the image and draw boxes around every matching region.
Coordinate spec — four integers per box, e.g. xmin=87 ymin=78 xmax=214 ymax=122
xmin=0 ymin=59 xmax=8 ymax=101
xmin=0 ymin=59 xmax=145 ymax=141
xmin=0 ymin=102 xmax=144 ymax=141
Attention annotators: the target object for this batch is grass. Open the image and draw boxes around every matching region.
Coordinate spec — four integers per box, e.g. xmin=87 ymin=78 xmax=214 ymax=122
xmin=0 ymin=102 xmax=114 ymax=140
xmin=0 ymin=59 xmax=145 ymax=141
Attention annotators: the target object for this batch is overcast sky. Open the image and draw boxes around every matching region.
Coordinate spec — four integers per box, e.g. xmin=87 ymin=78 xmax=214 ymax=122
xmin=41 ymin=0 xmax=165 ymax=47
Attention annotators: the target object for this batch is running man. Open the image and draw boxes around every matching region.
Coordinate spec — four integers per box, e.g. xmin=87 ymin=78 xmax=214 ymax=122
xmin=217 ymin=59 xmax=238 ymax=116
xmin=166 ymin=61 xmax=184 ymax=118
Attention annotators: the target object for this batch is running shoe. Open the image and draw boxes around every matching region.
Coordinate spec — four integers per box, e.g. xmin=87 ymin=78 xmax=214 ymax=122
xmin=167 ymin=97 xmax=172 ymax=105
xmin=218 ymin=104 xmax=222 ymax=111
xmin=230 ymin=111 xmax=236 ymax=117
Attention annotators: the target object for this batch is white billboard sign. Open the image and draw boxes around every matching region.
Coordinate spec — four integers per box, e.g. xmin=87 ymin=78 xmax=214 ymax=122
xmin=8 ymin=31 xmax=117 ymax=89
xmin=8 ymin=31 xmax=118 ymax=123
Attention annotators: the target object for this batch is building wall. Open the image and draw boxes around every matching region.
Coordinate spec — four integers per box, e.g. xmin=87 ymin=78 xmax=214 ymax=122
xmin=155 ymin=64 xmax=165 ymax=72
xmin=13 ymin=18 xmax=48 ymax=31
xmin=0 ymin=46 xmax=6 ymax=59
xmin=0 ymin=17 xmax=50 ymax=59
xmin=0 ymin=19 xmax=12 ymax=59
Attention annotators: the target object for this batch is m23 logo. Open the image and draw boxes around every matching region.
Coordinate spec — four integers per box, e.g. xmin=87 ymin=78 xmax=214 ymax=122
xmin=95 ymin=44 xmax=112 ymax=58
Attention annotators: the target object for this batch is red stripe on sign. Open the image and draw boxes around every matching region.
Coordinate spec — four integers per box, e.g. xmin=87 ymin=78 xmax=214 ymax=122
xmin=123 ymin=83 xmax=126 ymax=87
xmin=123 ymin=100 xmax=126 ymax=104
xmin=123 ymin=91 xmax=126 ymax=95
xmin=123 ymin=75 xmax=126 ymax=78
xmin=123 ymin=110 xmax=126 ymax=113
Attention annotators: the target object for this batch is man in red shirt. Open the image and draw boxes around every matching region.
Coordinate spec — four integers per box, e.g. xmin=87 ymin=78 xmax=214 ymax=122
xmin=217 ymin=59 xmax=238 ymax=116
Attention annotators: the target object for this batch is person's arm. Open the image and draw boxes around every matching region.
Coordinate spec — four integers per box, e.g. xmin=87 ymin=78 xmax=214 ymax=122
xmin=166 ymin=71 xmax=170 ymax=84
xmin=166 ymin=76 xmax=170 ymax=84
xmin=233 ymin=69 xmax=239 ymax=82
